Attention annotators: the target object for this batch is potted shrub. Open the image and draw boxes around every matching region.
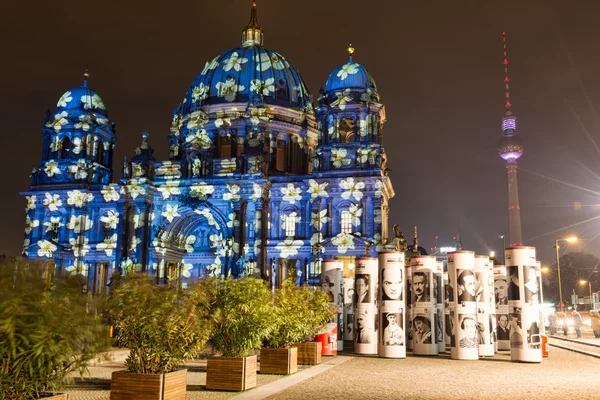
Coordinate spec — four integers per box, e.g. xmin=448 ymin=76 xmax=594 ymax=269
xmin=293 ymin=284 xmax=334 ymax=365
xmin=0 ymin=257 xmax=111 ymax=400
xmin=204 ymin=277 xmax=274 ymax=391
xmin=108 ymin=274 xmax=212 ymax=400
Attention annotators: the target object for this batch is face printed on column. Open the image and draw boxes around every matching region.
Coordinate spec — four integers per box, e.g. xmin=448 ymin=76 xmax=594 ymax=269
xmin=527 ymin=268 xmax=537 ymax=286
xmin=356 ymin=277 xmax=367 ymax=297
xmin=414 ymin=319 xmax=424 ymax=333
xmin=413 ymin=274 xmax=426 ymax=297
xmin=461 ymin=275 xmax=476 ymax=297
xmin=387 ymin=314 xmax=397 ymax=325
xmin=464 ymin=318 xmax=477 ymax=338
xmin=383 ymin=268 xmax=402 ymax=300
xmin=494 ymin=280 xmax=507 ymax=301
xmin=498 ymin=315 xmax=508 ymax=328
xmin=356 ymin=313 xmax=366 ymax=329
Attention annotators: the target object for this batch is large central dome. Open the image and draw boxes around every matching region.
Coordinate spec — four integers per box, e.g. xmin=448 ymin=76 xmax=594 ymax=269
xmin=180 ymin=46 xmax=311 ymax=115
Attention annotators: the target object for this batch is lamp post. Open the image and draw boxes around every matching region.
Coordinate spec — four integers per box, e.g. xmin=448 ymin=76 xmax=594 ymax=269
xmin=555 ymin=236 xmax=577 ymax=312
xmin=579 ymin=279 xmax=592 ymax=302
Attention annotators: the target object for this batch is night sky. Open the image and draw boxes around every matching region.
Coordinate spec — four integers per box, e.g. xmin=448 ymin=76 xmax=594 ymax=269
xmin=2 ymin=0 xmax=600 ymax=269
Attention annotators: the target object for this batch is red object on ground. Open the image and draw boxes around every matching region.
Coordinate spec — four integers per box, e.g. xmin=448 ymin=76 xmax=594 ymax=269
xmin=315 ymin=322 xmax=338 ymax=356
xmin=541 ymin=334 xmax=549 ymax=357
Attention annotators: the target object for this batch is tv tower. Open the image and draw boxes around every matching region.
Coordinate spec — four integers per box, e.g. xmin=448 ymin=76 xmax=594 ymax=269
xmin=497 ymin=32 xmax=524 ymax=246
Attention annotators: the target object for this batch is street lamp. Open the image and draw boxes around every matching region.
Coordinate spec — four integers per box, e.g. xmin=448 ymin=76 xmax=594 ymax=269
xmin=579 ymin=279 xmax=592 ymax=301
xmin=555 ymin=236 xmax=577 ymax=312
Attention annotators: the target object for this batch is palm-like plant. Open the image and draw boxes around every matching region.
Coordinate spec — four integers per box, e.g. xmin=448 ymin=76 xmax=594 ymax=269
xmin=0 ymin=257 xmax=111 ymax=399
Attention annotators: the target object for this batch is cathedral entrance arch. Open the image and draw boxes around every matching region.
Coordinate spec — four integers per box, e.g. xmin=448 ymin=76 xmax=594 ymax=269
xmin=161 ymin=204 xmax=231 ymax=280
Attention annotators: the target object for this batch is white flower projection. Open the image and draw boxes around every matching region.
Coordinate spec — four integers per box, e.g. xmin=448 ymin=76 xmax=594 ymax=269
xmin=250 ymin=78 xmax=275 ymax=96
xmin=223 ymin=51 xmax=248 ymax=72
xmin=330 ymin=148 xmax=352 ymax=168
xmin=311 ymin=209 xmax=329 ymax=230
xmin=336 ymin=62 xmax=359 ymax=80
xmin=331 ymin=233 xmax=355 ymax=254
xmin=307 ymin=179 xmax=328 ymax=200
xmin=162 ymin=204 xmax=180 ymax=223
xmin=340 ymin=177 xmax=365 ymax=201
xmin=97 ymin=234 xmax=118 ymax=256
xmin=100 ymin=210 xmax=119 ymax=230
xmin=67 ymin=215 xmax=93 ymax=233
xmin=101 ymin=185 xmax=120 ymax=202
xmin=37 ymin=240 xmax=57 ymax=258
xmin=155 ymin=161 xmax=182 ymax=179
xmin=275 ymin=237 xmax=304 ymax=259
xmin=223 ymin=183 xmax=241 ymax=202
xmin=191 ymin=83 xmax=209 ymax=102
xmin=25 ymin=195 xmax=36 ymax=210
xmin=215 ymin=78 xmax=245 ymax=102
xmin=43 ymin=193 xmax=63 ymax=211
xmin=44 ymin=160 xmax=61 ymax=177
xmin=281 ymin=183 xmax=302 ymax=204
xmin=158 ymin=180 xmax=181 ymax=200
xmin=67 ymin=190 xmax=93 ymax=207
xmin=57 ymin=91 xmax=72 ymax=107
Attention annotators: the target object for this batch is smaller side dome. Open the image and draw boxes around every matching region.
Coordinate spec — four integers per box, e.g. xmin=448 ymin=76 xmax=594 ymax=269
xmin=324 ymin=60 xmax=377 ymax=94
xmin=55 ymin=84 xmax=107 ymax=117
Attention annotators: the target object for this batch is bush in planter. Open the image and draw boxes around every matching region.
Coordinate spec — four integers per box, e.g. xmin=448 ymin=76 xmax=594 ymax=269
xmin=109 ymin=273 xmax=212 ymax=374
xmin=0 ymin=257 xmax=111 ymax=399
xmin=262 ymin=280 xmax=334 ymax=371
xmin=203 ymin=277 xmax=274 ymax=391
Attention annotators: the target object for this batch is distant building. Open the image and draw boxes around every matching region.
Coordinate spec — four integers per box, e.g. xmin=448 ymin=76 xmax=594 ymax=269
xmin=20 ymin=3 xmax=394 ymax=291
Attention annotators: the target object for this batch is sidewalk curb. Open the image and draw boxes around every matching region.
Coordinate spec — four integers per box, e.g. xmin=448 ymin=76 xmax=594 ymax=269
xmin=231 ymin=355 xmax=352 ymax=399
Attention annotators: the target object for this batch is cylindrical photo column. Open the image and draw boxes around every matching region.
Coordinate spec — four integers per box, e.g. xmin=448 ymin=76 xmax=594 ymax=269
xmin=475 ymin=255 xmax=495 ymax=356
xmin=443 ymin=271 xmax=451 ymax=350
xmin=493 ymin=265 xmax=510 ymax=350
xmin=378 ymin=252 xmax=406 ymax=358
xmin=354 ymin=257 xmax=378 ymax=355
xmin=322 ymin=260 xmax=343 ymax=352
xmin=535 ymin=261 xmax=546 ymax=336
xmin=435 ymin=261 xmax=445 ymax=353
xmin=448 ymin=251 xmax=478 ymax=360
xmin=505 ymin=246 xmax=542 ymax=363
xmin=343 ymin=277 xmax=355 ymax=341
xmin=411 ymin=255 xmax=438 ymax=356
xmin=405 ymin=259 xmax=413 ymax=350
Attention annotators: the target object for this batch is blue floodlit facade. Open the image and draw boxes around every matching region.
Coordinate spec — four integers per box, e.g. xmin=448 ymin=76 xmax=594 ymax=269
xmin=20 ymin=4 xmax=394 ymax=291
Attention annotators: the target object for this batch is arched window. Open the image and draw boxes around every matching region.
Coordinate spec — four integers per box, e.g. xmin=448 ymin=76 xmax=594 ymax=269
xmin=339 ymin=118 xmax=354 ymax=143
xmin=60 ymin=137 xmax=70 ymax=159
xmin=215 ymin=132 xmax=232 ymax=158
xmin=276 ymin=139 xmax=287 ymax=172
xmin=340 ymin=210 xmax=353 ymax=234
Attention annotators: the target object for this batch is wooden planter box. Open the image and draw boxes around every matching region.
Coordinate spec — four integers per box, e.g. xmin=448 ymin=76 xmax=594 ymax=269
xmin=260 ymin=347 xmax=298 ymax=375
xmin=293 ymin=342 xmax=322 ymax=365
xmin=110 ymin=369 xmax=187 ymax=400
xmin=206 ymin=355 xmax=257 ymax=392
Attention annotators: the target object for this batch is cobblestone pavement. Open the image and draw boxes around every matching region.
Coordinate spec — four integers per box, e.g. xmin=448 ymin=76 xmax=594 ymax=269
xmin=268 ymin=347 xmax=600 ymax=400
xmin=66 ymin=345 xmax=600 ymax=400
xmin=66 ymin=359 xmax=297 ymax=400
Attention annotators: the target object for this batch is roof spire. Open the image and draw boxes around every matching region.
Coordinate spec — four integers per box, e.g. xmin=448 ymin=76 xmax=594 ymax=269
xmin=242 ymin=1 xmax=263 ymax=47
xmin=502 ymin=32 xmax=512 ymax=114
xmin=83 ymin=68 xmax=90 ymax=87
xmin=347 ymin=43 xmax=355 ymax=62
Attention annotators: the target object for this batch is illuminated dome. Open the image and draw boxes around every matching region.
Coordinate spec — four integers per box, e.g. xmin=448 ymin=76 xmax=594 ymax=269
xmin=322 ymin=45 xmax=380 ymax=104
xmin=497 ymin=134 xmax=523 ymax=161
xmin=324 ymin=60 xmax=377 ymax=94
xmin=180 ymin=46 xmax=311 ymax=114
xmin=54 ymin=76 xmax=107 ymax=118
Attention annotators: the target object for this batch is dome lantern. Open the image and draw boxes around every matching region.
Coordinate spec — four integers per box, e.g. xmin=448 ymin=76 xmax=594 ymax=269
xmin=242 ymin=1 xmax=263 ymax=47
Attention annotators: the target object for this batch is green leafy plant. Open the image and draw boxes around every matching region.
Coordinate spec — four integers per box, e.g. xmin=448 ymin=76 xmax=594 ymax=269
xmin=109 ymin=273 xmax=212 ymax=374
xmin=207 ymin=277 xmax=274 ymax=357
xmin=265 ymin=279 xmax=335 ymax=348
xmin=0 ymin=257 xmax=111 ymax=400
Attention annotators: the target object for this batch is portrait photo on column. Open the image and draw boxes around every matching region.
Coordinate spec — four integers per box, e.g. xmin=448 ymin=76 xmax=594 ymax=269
xmin=523 ymin=266 xmax=540 ymax=303
xmin=355 ymin=310 xmax=374 ymax=344
xmin=412 ymin=271 xmax=431 ymax=303
xmin=494 ymin=278 xmax=508 ymax=306
xmin=413 ymin=314 xmax=433 ymax=344
xmin=509 ymin=308 xmax=524 ymax=349
xmin=321 ymin=274 xmax=335 ymax=302
xmin=381 ymin=267 xmax=403 ymax=301
xmin=355 ymin=274 xmax=372 ymax=304
xmin=507 ymin=266 xmax=520 ymax=301
xmin=496 ymin=314 xmax=510 ymax=341
xmin=457 ymin=269 xmax=477 ymax=303
xmin=447 ymin=311 xmax=456 ymax=347
xmin=434 ymin=274 xmax=443 ymax=304
xmin=527 ymin=311 xmax=541 ymax=349
xmin=382 ymin=312 xmax=404 ymax=346
xmin=459 ymin=314 xmax=478 ymax=348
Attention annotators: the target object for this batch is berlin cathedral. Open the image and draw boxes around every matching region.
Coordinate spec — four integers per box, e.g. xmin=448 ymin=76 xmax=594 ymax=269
xmin=21 ymin=2 xmax=394 ymax=292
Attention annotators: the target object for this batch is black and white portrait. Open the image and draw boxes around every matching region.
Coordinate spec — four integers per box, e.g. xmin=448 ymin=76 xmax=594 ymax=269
xmin=381 ymin=267 xmax=402 ymax=301
xmin=459 ymin=314 xmax=478 ymax=349
xmin=382 ymin=312 xmax=404 ymax=346
xmin=355 ymin=274 xmax=371 ymax=304
xmin=507 ymin=266 xmax=520 ymax=301
xmin=413 ymin=314 xmax=433 ymax=344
